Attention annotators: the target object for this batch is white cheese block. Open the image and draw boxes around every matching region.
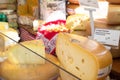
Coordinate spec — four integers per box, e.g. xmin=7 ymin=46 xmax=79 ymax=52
xmin=6 ymin=40 xmax=46 ymax=64
xmin=0 ymin=28 xmax=20 ymax=51
xmin=56 ymin=33 xmax=112 ymax=80
xmin=107 ymin=4 xmax=120 ymax=24
xmin=56 ymin=33 xmax=99 ymax=80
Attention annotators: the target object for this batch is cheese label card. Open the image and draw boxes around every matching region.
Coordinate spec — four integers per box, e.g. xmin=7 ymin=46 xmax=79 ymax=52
xmin=79 ymin=0 xmax=99 ymax=8
xmin=94 ymin=28 xmax=120 ymax=46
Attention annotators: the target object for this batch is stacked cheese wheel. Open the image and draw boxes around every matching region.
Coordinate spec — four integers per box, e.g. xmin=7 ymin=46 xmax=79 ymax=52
xmin=107 ymin=0 xmax=120 ymax=3
xmin=56 ymin=33 xmax=112 ymax=80
xmin=0 ymin=40 xmax=59 ymax=80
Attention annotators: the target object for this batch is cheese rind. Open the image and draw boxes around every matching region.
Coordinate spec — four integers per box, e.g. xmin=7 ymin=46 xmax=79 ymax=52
xmin=56 ymin=33 xmax=99 ymax=80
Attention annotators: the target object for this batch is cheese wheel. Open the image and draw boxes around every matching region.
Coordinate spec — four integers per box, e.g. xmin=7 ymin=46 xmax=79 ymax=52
xmin=106 ymin=0 xmax=120 ymax=3
xmin=68 ymin=0 xmax=79 ymax=4
xmin=56 ymin=33 xmax=112 ymax=80
xmin=0 ymin=54 xmax=59 ymax=80
xmin=107 ymin=4 xmax=120 ymax=25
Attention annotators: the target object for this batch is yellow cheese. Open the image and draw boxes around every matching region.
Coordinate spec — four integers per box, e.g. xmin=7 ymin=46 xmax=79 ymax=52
xmin=66 ymin=14 xmax=90 ymax=31
xmin=56 ymin=33 xmax=112 ymax=80
xmin=0 ymin=22 xmax=9 ymax=30
xmin=56 ymin=33 xmax=99 ymax=80
xmin=107 ymin=4 xmax=120 ymax=25
xmin=17 ymin=4 xmax=28 ymax=16
xmin=6 ymin=40 xmax=45 ymax=64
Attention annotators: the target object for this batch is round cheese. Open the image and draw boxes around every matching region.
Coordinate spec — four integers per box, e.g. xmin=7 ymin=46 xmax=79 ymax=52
xmin=56 ymin=33 xmax=112 ymax=80
xmin=0 ymin=54 xmax=59 ymax=80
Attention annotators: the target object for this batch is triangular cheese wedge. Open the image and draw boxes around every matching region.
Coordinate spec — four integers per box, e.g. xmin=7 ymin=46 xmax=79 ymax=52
xmin=56 ymin=33 xmax=99 ymax=80
xmin=6 ymin=40 xmax=45 ymax=64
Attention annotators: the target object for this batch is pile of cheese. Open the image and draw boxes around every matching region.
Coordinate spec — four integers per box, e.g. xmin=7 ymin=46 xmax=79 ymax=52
xmin=0 ymin=40 xmax=59 ymax=80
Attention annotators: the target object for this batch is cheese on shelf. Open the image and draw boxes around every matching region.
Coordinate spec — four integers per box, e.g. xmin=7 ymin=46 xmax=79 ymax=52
xmin=0 ymin=22 xmax=9 ymax=30
xmin=107 ymin=4 xmax=120 ymax=25
xmin=66 ymin=14 xmax=90 ymax=31
xmin=0 ymin=28 xmax=20 ymax=51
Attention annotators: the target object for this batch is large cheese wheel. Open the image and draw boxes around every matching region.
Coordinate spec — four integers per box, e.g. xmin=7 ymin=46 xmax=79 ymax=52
xmin=56 ymin=33 xmax=112 ymax=80
xmin=0 ymin=54 xmax=59 ymax=80
xmin=106 ymin=0 xmax=120 ymax=3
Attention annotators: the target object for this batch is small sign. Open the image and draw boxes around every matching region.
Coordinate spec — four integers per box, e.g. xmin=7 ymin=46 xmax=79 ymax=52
xmin=79 ymin=0 xmax=99 ymax=8
xmin=94 ymin=28 xmax=120 ymax=46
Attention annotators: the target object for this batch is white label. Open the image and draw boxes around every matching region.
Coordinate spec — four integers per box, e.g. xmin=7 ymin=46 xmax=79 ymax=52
xmin=98 ymin=64 xmax=112 ymax=78
xmin=79 ymin=0 xmax=99 ymax=8
xmin=94 ymin=28 xmax=120 ymax=46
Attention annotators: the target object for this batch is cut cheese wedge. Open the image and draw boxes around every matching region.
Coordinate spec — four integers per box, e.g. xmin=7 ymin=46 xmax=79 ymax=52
xmin=56 ymin=33 xmax=112 ymax=80
xmin=56 ymin=33 xmax=99 ymax=80
xmin=0 ymin=28 xmax=20 ymax=52
xmin=6 ymin=40 xmax=45 ymax=64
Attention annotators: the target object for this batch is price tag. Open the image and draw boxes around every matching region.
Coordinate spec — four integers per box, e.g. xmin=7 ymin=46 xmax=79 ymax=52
xmin=79 ymin=0 xmax=99 ymax=8
xmin=94 ymin=28 xmax=120 ymax=46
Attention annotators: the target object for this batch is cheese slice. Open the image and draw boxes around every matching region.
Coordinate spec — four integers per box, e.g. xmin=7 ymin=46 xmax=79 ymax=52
xmin=6 ymin=40 xmax=45 ymax=64
xmin=56 ymin=33 xmax=99 ymax=80
xmin=56 ymin=33 xmax=112 ymax=80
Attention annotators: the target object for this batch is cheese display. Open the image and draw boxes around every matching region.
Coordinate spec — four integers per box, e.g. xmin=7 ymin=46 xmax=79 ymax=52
xmin=56 ymin=33 xmax=112 ymax=80
xmin=107 ymin=4 xmax=120 ymax=25
xmin=66 ymin=14 xmax=90 ymax=31
xmin=107 ymin=0 xmax=120 ymax=4
xmin=0 ymin=28 xmax=20 ymax=52
xmin=0 ymin=40 xmax=59 ymax=80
